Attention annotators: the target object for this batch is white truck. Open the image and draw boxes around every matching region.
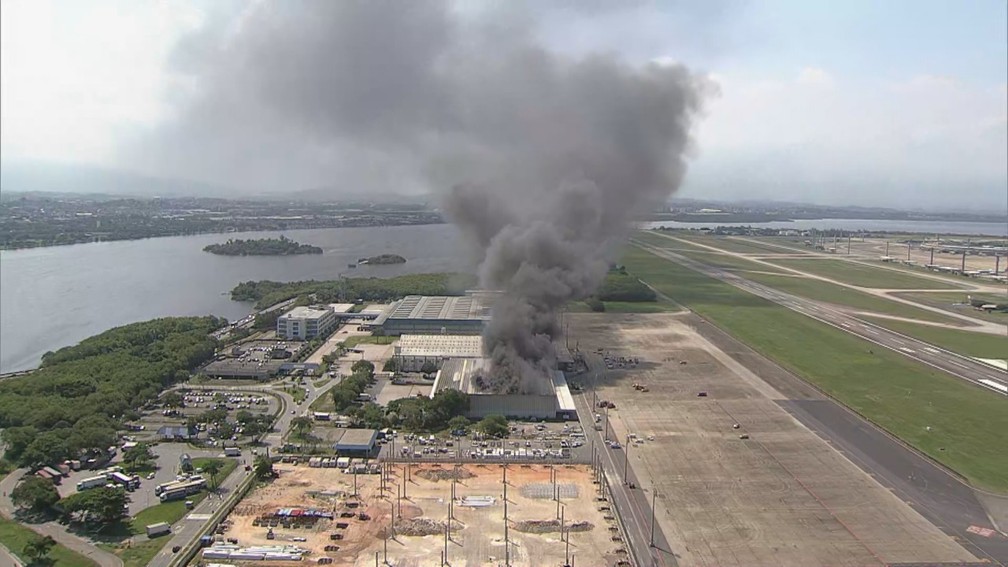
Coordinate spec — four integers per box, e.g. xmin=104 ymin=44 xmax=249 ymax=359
xmin=159 ymin=479 xmax=206 ymax=502
xmin=145 ymin=522 xmax=171 ymax=537
xmin=76 ymin=475 xmax=108 ymax=491
xmin=224 ymin=447 xmax=241 ymax=457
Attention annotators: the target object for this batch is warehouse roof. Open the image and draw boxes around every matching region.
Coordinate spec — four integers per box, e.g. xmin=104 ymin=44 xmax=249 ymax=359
xmin=387 ymin=295 xmax=491 ymax=321
xmin=395 ymin=334 xmax=484 ymax=358
xmin=433 ymin=358 xmax=557 ymax=396
xmin=334 ymin=428 xmax=378 ymax=450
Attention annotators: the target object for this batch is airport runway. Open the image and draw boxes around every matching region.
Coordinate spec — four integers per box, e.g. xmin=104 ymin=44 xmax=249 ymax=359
xmin=631 ymin=239 xmax=1008 ymax=396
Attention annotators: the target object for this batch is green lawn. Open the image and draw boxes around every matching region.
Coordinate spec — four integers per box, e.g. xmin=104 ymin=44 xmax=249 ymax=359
xmin=130 ymin=492 xmax=208 ymax=535
xmin=893 ymin=292 xmax=1008 ymax=325
xmin=567 ymin=300 xmax=681 ymax=313
xmin=623 ymin=244 xmax=1008 ymax=493
xmin=676 ymin=235 xmax=808 ymax=255
xmin=115 ymin=539 xmax=166 ymax=567
xmin=633 ymin=233 xmax=786 ymax=273
xmin=191 ymin=458 xmax=238 ymax=488
xmin=742 ymin=273 xmax=963 ymax=325
xmin=341 ymin=335 xmax=396 ymax=349
xmin=0 ymin=515 xmax=98 ymax=567
xmin=771 ymin=258 xmax=966 ymax=290
xmin=859 ymin=317 xmax=1007 ymax=359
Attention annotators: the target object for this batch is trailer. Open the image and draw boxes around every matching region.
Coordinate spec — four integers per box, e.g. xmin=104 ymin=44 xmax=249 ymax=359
xmin=110 ymin=471 xmax=140 ymax=490
xmin=159 ymin=479 xmax=207 ymax=502
xmin=76 ymin=475 xmax=108 ymax=491
xmin=146 ymin=522 xmax=171 ymax=537
xmin=224 ymin=447 xmax=241 ymax=457
xmin=155 ymin=475 xmax=205 ymax=496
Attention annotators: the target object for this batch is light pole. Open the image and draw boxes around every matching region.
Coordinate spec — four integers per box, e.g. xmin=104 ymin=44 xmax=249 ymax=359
xmin=650 ymin=489 xmax=657 ymax=548
xmin=623 ymin=434 xmax=630 ymax=485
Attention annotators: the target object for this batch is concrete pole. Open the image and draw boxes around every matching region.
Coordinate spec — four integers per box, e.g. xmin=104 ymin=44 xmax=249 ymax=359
xmin=997 ymin=255 xmax=1001 ymax=276
xmin=885 ymin=241 xmax=889 ymax=257
xmin=907 ymin=242 xmax=911 ymax=261
xmin=560 ymin=504 xmax=565 ymax=542
xmin=962 ymin=250 xmax=967 ymax=273
xmin=847 ymin=234 xmax=851 ymax=254
xmin=650 ymin=489 xmax=657 ymax=547
xmin=930 ymin=248 xmax=935 ymax=265
xmin=623 ymin=435 xmax=630 ymax=484
xmin=375 ymin=550 xmax=379 ymax=567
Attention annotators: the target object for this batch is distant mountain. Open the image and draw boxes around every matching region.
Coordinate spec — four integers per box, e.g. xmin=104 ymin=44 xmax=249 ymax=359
xmin=0 ymin=161 xmax=235 ymax=199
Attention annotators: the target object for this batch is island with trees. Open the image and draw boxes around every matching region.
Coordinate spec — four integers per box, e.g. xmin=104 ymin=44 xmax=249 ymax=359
xmin=359 ymin=253 xmax=406 ymax=265
xmin=231 ymin=272 xmax=475 ymax=309
xmin=204 ymin=236 xmax=322 ymax=256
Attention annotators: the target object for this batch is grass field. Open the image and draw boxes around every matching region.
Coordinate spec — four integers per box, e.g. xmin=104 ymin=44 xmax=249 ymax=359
xmin=130 ymin=492 xmax=209 ymax=535
xmin=741 ymin=273 xmax=965 ymax=325
xmin=191 ymin=458 xmax=238 ymax=487
xmin=623 ymin=244 xmax=1008 ymax=493
xmin=859 ymin=316 xmax=1008 ymax=359
xmin=341 ymin=335 xmax=396 ymax=349
xmin=567 ymin=299 xmax=681 ymax=313
xmin=633 ymin=232 xmax=786 ymax=273
xmin=893 ymin=292 xmax=1008 ymax=325
xmin=675 ymin=234 xmax=808 ymax=255
xmin=0 ymin=515 xmax=98 ymax=567
xmin=771 ymin=258 xmax=966 ymax=290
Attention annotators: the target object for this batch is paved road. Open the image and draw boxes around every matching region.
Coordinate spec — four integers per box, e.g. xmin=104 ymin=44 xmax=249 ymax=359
xmin=632 ymin=239 xmax=1008 ymax=395
xmin=0 ymin=469 xmax=123 ymax=567
xmin=573 ymin=363 xmax=677 ymax=567
xmin=0 ymin=542 xmax=24 ymax=566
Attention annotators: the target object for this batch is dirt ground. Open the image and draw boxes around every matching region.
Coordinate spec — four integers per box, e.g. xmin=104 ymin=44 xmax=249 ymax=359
xmin=223 ymin=462 xmax=618 ymax=567
xmin=569 ymin=312 xmax=978 ymax=567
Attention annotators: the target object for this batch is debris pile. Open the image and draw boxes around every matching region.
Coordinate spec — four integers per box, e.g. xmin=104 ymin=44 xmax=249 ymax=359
xmin=395 ymin=517 xmax=462 ymax=537
xmin=513 ymin=519 xmax=594 ymax=534
xmin=415 ymin=468 xmax=475 ymax=482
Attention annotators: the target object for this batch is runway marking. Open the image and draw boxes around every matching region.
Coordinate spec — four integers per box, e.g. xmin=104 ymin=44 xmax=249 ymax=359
xmin=948 ymin=360 xmax=968 ymax=369
xmin=841 ymin=323 xmax=851 ymax=328
xmin=899 ymin=347 xmax=916 ymax=354
xmin=966 ymin=525 xmax=996 ymax=538
xmin=923 ymin=347 xmax=940 ymax=354
xmin=863 ymin=329 xmax=878 ymax=335
xmin=978 ymin=379 xmax=1008 ymax=394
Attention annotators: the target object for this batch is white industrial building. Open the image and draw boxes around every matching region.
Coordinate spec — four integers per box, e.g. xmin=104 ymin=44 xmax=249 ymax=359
xmin=431 ymin=358 xmax=577 ymax=420
xmin=393 ymin=334 xmax=484 ymax=371
xmin=375 ymin=294 xmax=493 ymax=335
xmin=276 ymin=306 xmax=337 ymax=340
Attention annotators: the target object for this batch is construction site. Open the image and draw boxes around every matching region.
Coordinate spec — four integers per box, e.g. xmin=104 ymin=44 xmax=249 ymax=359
xmin=213 ymin=461 xmax=619 ymax=567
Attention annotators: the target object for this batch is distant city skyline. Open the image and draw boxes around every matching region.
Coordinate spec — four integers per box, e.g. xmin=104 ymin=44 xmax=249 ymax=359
xmin=2 ymin=0 xmax=1006 ymax=211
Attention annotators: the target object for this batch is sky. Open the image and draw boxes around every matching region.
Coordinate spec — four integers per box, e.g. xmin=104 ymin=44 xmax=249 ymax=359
xmin=1 ymin=0 xmax=1006 ymax=211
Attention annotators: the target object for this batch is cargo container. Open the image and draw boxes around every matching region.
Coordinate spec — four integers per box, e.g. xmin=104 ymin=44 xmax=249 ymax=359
xmin=76 ymin=475 xmax=108 ymax=491
xmin=336 ymin=457 xmax=350 ymax=468
xmin=145 ymin=522 xmax=171 ymax=537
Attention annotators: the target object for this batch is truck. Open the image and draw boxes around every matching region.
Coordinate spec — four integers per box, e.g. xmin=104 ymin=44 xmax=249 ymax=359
xmin=145 ymin=522 xmax=171 ymax=537
xmin=155 ymin=475 xmax=205 ymax=496
xmin=76 ymin=475 xmax=109 ymax=491
xmin=110 ymin=471 xmax=140 ymax=491
xmin=159 ymin=479 xmax=206 ymax=502
xmin=223 ymin=447 xmax=241 ymax=457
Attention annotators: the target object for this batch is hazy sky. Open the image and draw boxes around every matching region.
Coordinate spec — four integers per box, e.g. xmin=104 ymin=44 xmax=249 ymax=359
xmin=1 ymin=0 xmax=1005 ymax=210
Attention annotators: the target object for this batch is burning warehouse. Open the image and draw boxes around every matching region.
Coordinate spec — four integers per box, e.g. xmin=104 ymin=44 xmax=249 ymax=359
xmin=430 ymin=357 xmax=577 ymax=420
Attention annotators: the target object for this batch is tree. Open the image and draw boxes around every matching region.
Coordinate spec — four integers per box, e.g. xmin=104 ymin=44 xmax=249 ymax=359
xmin=332 ymin=387 xmax=358 ymax=413
xmin=123 ymin=443 xmax=154 ymax=470
xmin=291 ymin=416 xmax=313 ymax=439
xmin=161 ymin=392 xmax=184 ymax=408
xmin=382 ymin=358 xmax=398 ymax=372
xmin=447 ymin=415 xmax=470 ymax=434
xmin=253 ymin=455 xmax=274 ymax=480
xmin=585 ymin=297 xmax=606 ymax=312
xmin=19 ymin=432 xmax=71 ymax=468
xmin=355 ymin=403 xmax=387 ymax=429
xmin=202 ymin=460 xmax=223 ymax=490
xmin=476 ymin=415 xmax=509 ymax=438
xmin=59 ymin=487 xmax=129 ymax=525
xmin=351 ymin=359 xmax=375 ymax=376
xmin=1 ymin=426 xmax=38 ymax=463
xmin=11 ymin=475 xmax=60 ymax=513
xmin=22 ymin=534 xmax=56 ymax=563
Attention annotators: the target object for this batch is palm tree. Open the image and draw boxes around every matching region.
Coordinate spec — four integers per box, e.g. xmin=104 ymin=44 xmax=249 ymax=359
xmin=202 ymin=460 xmax=223 ymax=490
xmin=23 ymin=535 xmax=56 ymax=563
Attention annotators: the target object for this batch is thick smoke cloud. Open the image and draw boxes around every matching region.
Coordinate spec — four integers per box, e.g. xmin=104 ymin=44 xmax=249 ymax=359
xmin=134 ymin=1 xmax=711 ymax=392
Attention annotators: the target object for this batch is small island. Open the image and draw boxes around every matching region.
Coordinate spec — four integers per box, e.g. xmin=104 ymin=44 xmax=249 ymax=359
xmin=203 ymin=236 xmax=323 ymax=256
xmin=359 ymin=254 xmax=407 ymax=265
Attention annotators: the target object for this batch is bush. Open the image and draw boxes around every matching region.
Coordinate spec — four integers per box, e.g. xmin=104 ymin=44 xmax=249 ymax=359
xmin=585 ymin=298 xmax=606 ymax=312
xmin=476 ymin=414 xmax=509 ymax=438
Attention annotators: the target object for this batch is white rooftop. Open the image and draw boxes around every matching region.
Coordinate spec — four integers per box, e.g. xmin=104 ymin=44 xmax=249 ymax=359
xmin=395 ymin=334 xmax=484 ymax=358
xmin=280 ymin=306 xmax=332 ymax=319
xmin=328 ymin=303 xmax=355 ymax=314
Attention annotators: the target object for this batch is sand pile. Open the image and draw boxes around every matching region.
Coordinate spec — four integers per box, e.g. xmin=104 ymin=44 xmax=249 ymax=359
xmin=513 ymin=519 xmax=594 ymax=534
xmin=415 ymin=468 xmax=475 ymax=482
xmin=395 ymin=518 xmax=463 ymax=536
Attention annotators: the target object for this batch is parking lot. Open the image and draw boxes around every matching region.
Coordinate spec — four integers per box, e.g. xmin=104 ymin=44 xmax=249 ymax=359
xmin=126 ymin=388 xmax=278 ymax=448
xmin=201 ymin=339 xmax=308 ymax=378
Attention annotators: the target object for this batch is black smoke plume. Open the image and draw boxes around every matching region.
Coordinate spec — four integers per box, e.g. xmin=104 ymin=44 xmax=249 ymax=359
xmin=132 ymin=2 xmax=712 ymax=392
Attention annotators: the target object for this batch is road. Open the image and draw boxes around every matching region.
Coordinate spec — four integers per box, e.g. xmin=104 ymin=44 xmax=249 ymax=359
xmin=632 ymin=239 xmax=1008 ymax=396
xmin=149 ymin=373 xmax=343 ymax=567
xmin=0 ymin=469 xmax=123 ymax=567
xmin=572 ymin=362 xmax=677 ymax=567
